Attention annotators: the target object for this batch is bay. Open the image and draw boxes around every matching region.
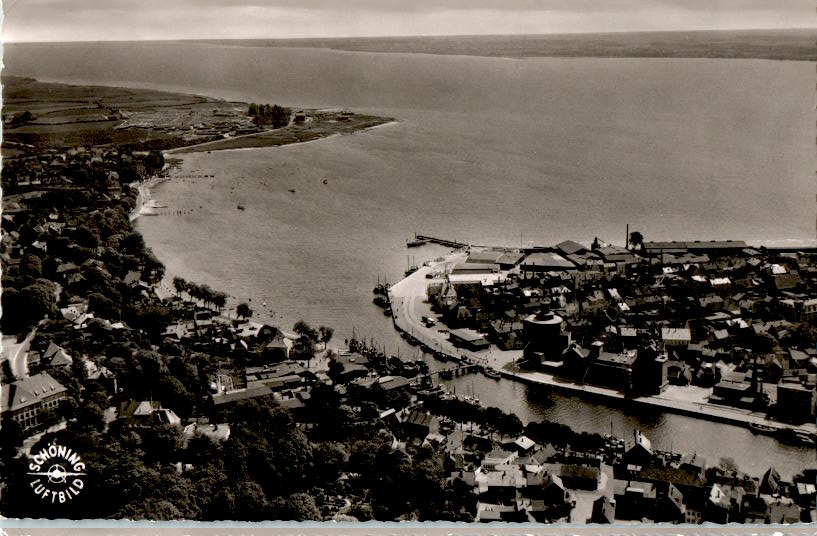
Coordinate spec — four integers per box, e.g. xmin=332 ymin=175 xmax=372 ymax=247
xmin=6 ymin=41 xmax=815 ymax=479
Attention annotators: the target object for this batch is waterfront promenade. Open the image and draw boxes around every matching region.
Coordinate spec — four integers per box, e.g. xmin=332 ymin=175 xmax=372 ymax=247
xmin=388 ymin=250 xmax=817 ymax=438
xmin=388 ymin=250 xmax=522 ymax=370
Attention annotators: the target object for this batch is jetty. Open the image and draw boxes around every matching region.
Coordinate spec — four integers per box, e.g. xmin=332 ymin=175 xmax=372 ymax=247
xmin=413 ymin=234 xmax=471 ymax=249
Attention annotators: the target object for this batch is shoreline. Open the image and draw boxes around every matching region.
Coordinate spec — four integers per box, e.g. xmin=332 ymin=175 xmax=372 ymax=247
xmin=129 ymin=175 xmax=168 ymax=222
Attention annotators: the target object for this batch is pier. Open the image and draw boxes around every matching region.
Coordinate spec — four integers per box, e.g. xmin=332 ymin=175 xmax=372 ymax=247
xmin=422 ymin=363 xmax=483 ymax=380
xmin=413 ymin=234 xmax=471 ymax=249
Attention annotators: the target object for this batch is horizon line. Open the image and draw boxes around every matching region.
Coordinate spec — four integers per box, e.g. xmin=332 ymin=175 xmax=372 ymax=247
xmin=5 ymin=26 xmax=816 ymax=45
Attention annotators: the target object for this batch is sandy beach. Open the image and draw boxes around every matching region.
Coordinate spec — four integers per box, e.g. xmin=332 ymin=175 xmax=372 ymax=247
xmin=129 ymin=175 xmax=168 ymax=221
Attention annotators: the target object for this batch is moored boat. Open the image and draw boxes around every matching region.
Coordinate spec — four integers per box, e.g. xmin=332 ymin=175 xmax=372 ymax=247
xmin=373 ymin=281 xmax=389 ymax=295
xmin=776 ymin=427 xmax=817 ymax=446
xmin=749 ymin=422 xmax=777 ymax=435
xmin=484 ymin=367 xmax=501 ymax=379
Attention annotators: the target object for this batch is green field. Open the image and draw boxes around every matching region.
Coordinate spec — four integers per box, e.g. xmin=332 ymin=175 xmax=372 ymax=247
xmin=1 ymin=76 xmax=239 ymax=151
xmin=2 ymin=76 xmax=393 ymax=156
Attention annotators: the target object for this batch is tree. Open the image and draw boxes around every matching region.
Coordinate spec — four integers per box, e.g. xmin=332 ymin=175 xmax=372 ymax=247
xmin=311 ymin=442 xmax=348 ymax=482
xmin=293 ymin=320 xmax=318 ymax=341
xmin=292 ymin=320 xmax=319 ymax=364
xmin=1 ymin=288 xmax=22 ymax=333
xmin=76 ymin=401 xmax=107 ymax=432
xmin=172 ymin=276 xmax=186 ymax=298
xmin=327 ymin=357 xmax=345 ymax=385
xmin=236 ymin=302 xmax=252 ymax=320
xmin=145 ymin=150 xmax=165 ymax=173
xmin=121 ymin=231 xmax=145 ymax=254
xmin=118 ymin=498 xmax=184 ymax=520
xmin=628 ymin=231 xmax=644 ymax=252
xmin=75 ymin=225 xmax=101 ymax=249
xmin=143 ymin=250 xmax=165 ymax=284
xmin=270 ymin=493 xmax=321 ymax=520
xmin=199 ymin=284 xmax=213 ymax=308
xmin=88 ymin=292 xmax=120 ymax=320
xmin=232 ymin=481 xmax=269 ymax=520
xmin=20 ymin=253 xmax=42 ymax=278
xmin=212 ymin=291 xmax=227 ymax=312
xmin=3 ymin=282 xmax=57 ymax=333
xmin=318 ymin=326 xmax=334 ymax=350
xmin=156 ymin=376 xmax=194 ymax=418
xmin=128 ymin=304 xmax=172 ymax=340
xmin=0 ymin=415 xmax=23 ymax=461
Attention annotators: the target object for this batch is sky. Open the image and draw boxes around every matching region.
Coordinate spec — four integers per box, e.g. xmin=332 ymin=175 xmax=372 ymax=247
xmin=2 ymin=0 xmax=815 ymax=42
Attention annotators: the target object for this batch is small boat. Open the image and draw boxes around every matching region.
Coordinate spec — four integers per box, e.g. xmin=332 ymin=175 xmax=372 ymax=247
xmin=484 ymin=368 xmax=501 ymax=380
xmin=407 ymin=238 xmax=427 ymax=248
xmin=404 ymin=255 xmax=418 ymax=276
xmin=237 ymin=204 xmax=245 ymax=210
xmin=440 ymin=369 xmax=453 ymax=379
xmin=373 ymin=295 xmax=388 ymax=308
xmin=383 ymin=306 xmax=392 ymax=316
xmin=322 ymin=179 xmax=328 ymax=185
xmin=288 ymin=188 xmax=296 ymax=193
xmin=776 ymin=427 xmax=817 ymax=446
xmin=373 ymin=283 xmax=389 ymax=295
xmin=749 ymin=422 xmax=777 ymax=435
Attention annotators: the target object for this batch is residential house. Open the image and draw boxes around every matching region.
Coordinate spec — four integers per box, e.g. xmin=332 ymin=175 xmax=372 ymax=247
xmin=662 ymin=327 xmax=691 ymax=348
xmin=118 ymin=400 xmax=182 ymax=427
xmin=559 ymin=463 xmax=599 ymax=490
xmin=482 ymin=449 xmax=518 ymax=470
xmin=589 ymin=495 xmax=615 ymax=523
xmin=403 ymin=410 xmax=436 ymax=439
xmin=613 ymin=479 xmax=656 ymax=521
xmin=622 ymin=429 xmax=653 ymax=469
